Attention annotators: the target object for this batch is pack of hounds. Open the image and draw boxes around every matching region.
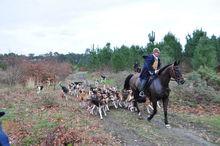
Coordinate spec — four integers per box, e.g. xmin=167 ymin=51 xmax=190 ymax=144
xmin=37 ymin=76 xmax=161 ymax=120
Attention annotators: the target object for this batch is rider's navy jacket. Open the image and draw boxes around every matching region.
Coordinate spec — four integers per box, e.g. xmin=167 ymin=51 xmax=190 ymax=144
xmin=139 ymin=54 xmax=161 ymax=80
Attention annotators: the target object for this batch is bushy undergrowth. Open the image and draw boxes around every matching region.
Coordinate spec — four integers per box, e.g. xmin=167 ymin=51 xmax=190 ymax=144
xmin=172 ymin=71 xmax=220 ymax=105
xmin=197 ymin=66 xmax=220 ymax=89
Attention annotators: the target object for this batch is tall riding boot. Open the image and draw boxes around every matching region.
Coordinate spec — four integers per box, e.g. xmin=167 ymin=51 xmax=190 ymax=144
xmin=139 ymin=79 xmax=147 ymax=97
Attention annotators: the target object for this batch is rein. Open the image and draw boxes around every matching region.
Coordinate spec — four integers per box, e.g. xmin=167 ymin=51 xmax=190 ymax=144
xmin=171 ymin=65 xmax=181 ymax=81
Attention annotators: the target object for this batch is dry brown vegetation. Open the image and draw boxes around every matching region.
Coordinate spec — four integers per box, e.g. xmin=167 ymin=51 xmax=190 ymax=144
xmin=0 ymin=86 xmax=121 ymax=145
xmin=1 ymin=57 xmax=72 ymax=86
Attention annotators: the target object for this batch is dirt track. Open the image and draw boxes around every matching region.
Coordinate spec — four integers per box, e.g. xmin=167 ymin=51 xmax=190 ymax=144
xmin=102 ymin=108 xmax=216 ymax=146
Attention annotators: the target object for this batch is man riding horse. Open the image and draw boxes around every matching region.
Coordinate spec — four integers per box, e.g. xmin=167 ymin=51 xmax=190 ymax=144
xmin=139 ymin=48 xmax=161 ymax=97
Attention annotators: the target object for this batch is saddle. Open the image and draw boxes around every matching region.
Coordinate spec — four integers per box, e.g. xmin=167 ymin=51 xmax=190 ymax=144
xmin=137 ymin=75 xmax=156 ymax=91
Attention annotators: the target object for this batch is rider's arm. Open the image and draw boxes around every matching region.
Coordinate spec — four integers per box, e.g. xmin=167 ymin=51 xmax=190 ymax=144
xmin=144 ymin=55 xmax=155 ymax=75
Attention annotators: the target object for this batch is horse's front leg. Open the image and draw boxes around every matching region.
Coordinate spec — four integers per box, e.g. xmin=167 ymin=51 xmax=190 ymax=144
xmin=147 ymin=100 xmax=157 ymax=121
xmin=162 ymin=97 xmax=170 ymax=128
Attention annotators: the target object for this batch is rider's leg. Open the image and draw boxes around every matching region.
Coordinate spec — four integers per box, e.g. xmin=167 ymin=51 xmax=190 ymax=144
xmin=139 ymin=79 xmax=147 ymax=97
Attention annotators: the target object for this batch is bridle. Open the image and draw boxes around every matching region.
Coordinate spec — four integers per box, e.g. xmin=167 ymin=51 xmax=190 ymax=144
xmin=171 ymin=64 xmax=182 ymax=82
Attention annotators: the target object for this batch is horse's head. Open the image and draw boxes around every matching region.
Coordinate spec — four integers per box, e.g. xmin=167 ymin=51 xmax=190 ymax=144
xmin=170 ymin=61 xmax=185 ymax=85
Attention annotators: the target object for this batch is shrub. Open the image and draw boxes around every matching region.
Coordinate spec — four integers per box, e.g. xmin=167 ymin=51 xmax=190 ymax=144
xmin=197 ymin=66 xmax=220 ymax=88
xmin=25 ymin=78 xmax=35 ymax=89
xmin=173 ymin=71 xmax=220 ymax=105
xmin=39 ymin=93 xmax=59 ymax=108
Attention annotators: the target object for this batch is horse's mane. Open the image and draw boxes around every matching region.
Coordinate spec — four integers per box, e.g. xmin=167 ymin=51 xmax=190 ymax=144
xmin=158 ymin=63 xmax=172 ymax=75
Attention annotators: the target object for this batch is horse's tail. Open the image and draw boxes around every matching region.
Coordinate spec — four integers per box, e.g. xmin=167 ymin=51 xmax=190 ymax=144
xmin=124 ymin=74 xmax=133 ymax=90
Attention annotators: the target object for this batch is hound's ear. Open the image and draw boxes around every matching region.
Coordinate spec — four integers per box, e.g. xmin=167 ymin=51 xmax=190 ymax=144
xmin=0 ymin=111 xmax=5 ymax=117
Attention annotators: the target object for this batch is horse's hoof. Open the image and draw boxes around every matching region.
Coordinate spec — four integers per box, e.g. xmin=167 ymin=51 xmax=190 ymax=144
xmin=138 ymin=116 xmax=143 ymax=120
xmin=138 ymin=117 xmax=144 ymax=120
xmin=147 ymin=115 xmax=151 ymax=121
xmin=165 ymin=124 xmax=171 ymax=128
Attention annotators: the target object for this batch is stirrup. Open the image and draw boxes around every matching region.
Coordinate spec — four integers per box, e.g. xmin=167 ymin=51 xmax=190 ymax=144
xmin=139 ymin=91 xmax=145 ymax=97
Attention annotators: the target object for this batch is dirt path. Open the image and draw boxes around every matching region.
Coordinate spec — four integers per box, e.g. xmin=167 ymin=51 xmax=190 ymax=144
xmin=102 ymin=112 xmax=154 ymax=146
xmin=102 ymin=108 xmax=216 ymax=146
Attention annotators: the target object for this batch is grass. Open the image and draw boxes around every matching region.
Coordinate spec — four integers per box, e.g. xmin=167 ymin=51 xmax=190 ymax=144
xmin=101 ymin=78 xmax=116 ymax=86
xmin=22 ymin=136 xmax=36 ymax=146
xmin=33 ymin=119 xmax=58 ymax=130
xmin=195 ymin=115 xmax=220 ymax=130
xmin=206 ymin=116 xmax=220 ymax=129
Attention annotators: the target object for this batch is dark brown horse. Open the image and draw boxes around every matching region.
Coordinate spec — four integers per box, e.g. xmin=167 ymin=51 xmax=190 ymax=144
xmin=124 ymin=61 xmax=185 ymax=128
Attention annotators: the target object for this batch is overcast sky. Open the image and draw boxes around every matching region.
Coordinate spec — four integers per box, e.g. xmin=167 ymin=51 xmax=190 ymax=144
xmin=0 ymin=0 xmax=219 ymax=55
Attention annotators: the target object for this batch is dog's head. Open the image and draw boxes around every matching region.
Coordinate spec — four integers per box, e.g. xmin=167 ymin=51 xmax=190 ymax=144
xmin=0 ymin=112 xmax=5 ymax=118
xmin=122 ymin=89 xmax=133 ymax=101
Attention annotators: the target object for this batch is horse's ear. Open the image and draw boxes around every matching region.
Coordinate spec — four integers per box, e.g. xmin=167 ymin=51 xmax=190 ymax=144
xmin=177 ymin=60 xmax=180 ymax=65
xmin=174 ymin=61 xmax=177 ymax=66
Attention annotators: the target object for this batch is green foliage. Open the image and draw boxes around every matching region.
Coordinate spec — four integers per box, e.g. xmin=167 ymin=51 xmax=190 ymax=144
xmin=184 ymin=29 xmax=220 ymax=70
xmin=172 ymin=71 xmax=220 ymax=105
xmin=184 ymin=29 xmax=207 ymax=58
xmin=33 ymin=119 xmax=57 ymax=130
xmin=197 ymin=66 xmax=220 ymax=87
xmin=161 ymin=32 xmax=182 ymax=60
xmin=88 ymin=43 xmax=113 ymax=70
xmin=100 ymin=79 xmax=115 ymax=86
xmin=22 ymin=136 xmax=36 ymax=146
xmin=187 ymin=71 xmax=201 ymax=81
xmin=0 ymin=61 xmax=7 ymax=70
xmin=159 ymin=51 xmax=173 ymax=65
xmin=98 ymin=43 xmax=113 ymax=67
xmin=203 ymin=116 xmax=220 ymax=129
xmin=217 ymin=37 xmax=220 ymax=64
xmin=89 ymin=49 xmax=101 ymax=70
xmin=112 ymin=45 xmax=142 ymax=71
xmin=186 ymin=71 xmax=220 ymax=104
xmin=89 ymin=44 xmax=144 ymax=72
xmin=85 ymin=29 xmax=219 ymax=72
xmin=212 ymin=94 xmax=220 ymax=104
xmin=111 ymin=50 xmax=125 ymax=72
xmin=192 ymin=36 xmax=217 ymax=69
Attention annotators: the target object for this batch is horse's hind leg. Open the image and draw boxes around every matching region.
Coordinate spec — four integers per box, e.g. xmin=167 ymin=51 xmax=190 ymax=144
xmin=147 ymin=101 xmax=157 ymax=121
xmin=162 ymin=97 xmax=170 ymax=128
